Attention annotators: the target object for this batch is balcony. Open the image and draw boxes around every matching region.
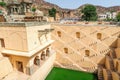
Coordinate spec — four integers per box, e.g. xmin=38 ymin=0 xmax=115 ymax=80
xmin=1 ymin=40 xmax=54 ymax=57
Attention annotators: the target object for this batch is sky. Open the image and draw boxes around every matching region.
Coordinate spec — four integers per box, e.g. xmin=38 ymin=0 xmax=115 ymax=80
xmin=45 ymin=0 xmax=120 ymax=9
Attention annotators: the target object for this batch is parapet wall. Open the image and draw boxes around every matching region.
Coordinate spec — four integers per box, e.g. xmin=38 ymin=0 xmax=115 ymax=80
xmin=29 ymin=53 xmax=56 ymax=80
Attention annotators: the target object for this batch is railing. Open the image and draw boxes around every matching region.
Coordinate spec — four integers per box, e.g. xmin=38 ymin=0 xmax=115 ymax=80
xmin=98 ymin=67 xmax=104 ymax=80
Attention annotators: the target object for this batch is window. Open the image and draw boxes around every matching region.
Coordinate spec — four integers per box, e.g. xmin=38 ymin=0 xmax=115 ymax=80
xmin=64 ymin=48 xmax=68 ymax=54
xmin=97 ymin=33 xmax=102 ymax=40
xmin=41 ymin=51 xmax=45 ymax=60
xmin=34 ymin=56 xmax=40 ymax=66
xmin=85 ymin=50 xmax=90 ymax=57
xmin=57 ymin=31 xmax=61 ymax=37
xmin=76 ymin=32 xmax=80 ymax=38
xmin=0 ymin=39 xmax=5 ymax=48
xmin=116 ymin=61 xmax=119 ymax=71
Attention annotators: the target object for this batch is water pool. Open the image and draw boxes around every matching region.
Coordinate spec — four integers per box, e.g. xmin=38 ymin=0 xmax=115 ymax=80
xmin=45 ymin=67 xmax=97 ymax=80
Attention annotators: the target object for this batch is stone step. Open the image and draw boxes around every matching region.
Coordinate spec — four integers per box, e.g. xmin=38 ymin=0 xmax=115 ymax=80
xmin=0 ymin=57 xmax=13 ymax=79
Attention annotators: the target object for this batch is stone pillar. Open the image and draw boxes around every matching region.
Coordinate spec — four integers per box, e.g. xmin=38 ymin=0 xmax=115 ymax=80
xmin=41 ymin=53 xmax=45 ymax=60
xmin=13 ymin=8 xmax=15 ymax=14
xmin=36 ymin=59 xmax=40 ymax=66
xmin=18 ymin=7 xmax=20 ymax=14
xmin=24 ymin=4 xmax=27 ymax=13
xmin=11 ymin=8 xmax=13 ymax=14
xmin=46 ymin=48 xmax=50 ymax=56
xmin=26 ymin=66 xmax=34 ymax=75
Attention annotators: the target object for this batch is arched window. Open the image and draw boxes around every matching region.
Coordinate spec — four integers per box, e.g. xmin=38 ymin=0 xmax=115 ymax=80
xmin=34 ymin=56 xmax=40 ymax=66
xmin=85 ymin=50 xmax=90 ymax=57
xmin=64 ymin=48 xmax=68 ymax=54
xmin=41 ymin=51 xmax=45 ymax=60
xmin=46 ymin=48 xmax=50 ymax=56
xmin=97 ymin=33 xmax=102 ymax=40
xmin=76 ymin=32 xmax=80 ymax=38
xmin=57 ymin=31 xmax=61 ymax=37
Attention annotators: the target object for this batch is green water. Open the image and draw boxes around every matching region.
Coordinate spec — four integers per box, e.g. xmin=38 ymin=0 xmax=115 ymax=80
xmin=45 ymin=67 xmax=97 ymax=80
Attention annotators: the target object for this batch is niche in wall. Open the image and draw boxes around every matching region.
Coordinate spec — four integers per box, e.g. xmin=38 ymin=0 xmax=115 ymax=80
xmin=57 ymin=31 xmax=61 ymax=37
xmin=64 ymin=48 xmax=68 ymax=54
xmin=76 ymin=32 xmax=80 ymax=38
xmin=97 ymin=33 xmax=102 ymax=40
xmin=85 ymin=50 xmax=90 ymax=57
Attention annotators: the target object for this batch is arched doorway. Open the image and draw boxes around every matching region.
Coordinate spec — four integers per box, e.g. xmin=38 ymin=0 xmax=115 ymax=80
xmin=34 ymin=56 xmax=40 ymax=66
xmin=41 ymin=51 xmax=46 ymax=60
xmin=46 ymin=48 xmax=50 ymax=56
xmin=97 ymin=33 xmax=102 ymax=40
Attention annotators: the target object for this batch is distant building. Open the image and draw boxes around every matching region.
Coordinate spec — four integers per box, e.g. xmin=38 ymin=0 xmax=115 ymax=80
xmin=98 ymin=13 xmax=107 ymax=20
xmin=7 ymin=0 xmax=32 ymax=15
xmin=106 ymin=12 xmax=117 ymax=19
xmin=98 ymin=12 xmax=117 ymax=20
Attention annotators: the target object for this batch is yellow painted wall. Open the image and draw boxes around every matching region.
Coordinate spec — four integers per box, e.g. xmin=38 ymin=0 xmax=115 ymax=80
xmin=105 ymin=57 xmax=111 ymax=70
xmin=115 ymin=48 xmax=120 ymax=58
xmin=0 ymin=26 xmax=28 ymax=51
xmin=26 ymin=24 xmax=51 ymax=51
xmin=112 ymin=72 xmax=120 ymax=80
xmin=103 ymin=69 xmax=108 ymax=80
xmin=117 ymin=38 xmax=120 ymax=47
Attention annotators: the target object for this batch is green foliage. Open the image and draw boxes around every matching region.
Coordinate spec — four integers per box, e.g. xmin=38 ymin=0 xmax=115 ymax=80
xmin=116 ymin=12 xmax=120 ymax=22
xmin=49 ymin=8 xmax=56 ymax=19
xmin=0 ymin=2 xmax=6 ymax=7
xmin=0 ymin=10 xmax=2 ymax=13
xmin=31 ymin=7 xmax=36 ymax=12
xmin=81 ymin=4 xmax=97 ymax=21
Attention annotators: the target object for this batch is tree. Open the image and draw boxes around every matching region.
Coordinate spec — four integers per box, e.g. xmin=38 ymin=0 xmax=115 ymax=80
xmin=31 ymin=7 xmax=36 ymax=12
xmin=0 ymin=2 xmax=6 ymax=7
xmin=81 ymin=4 xmax=97 ymax=21
xmin=116 ymin=12 xmax=120 ymax=22
xmin=49 ymin=8 xmax=56 ymax=20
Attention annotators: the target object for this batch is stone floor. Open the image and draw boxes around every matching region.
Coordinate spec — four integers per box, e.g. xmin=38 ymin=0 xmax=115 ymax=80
xmin=2 ymin=71 xmax=29 ymax=80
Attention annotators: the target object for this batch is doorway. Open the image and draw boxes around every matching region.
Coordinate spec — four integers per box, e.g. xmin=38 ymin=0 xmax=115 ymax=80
xmin=0 ymin=39 xmax=5 ymax=48
xmin=97 ymin=33 xmax=102 ymax=40
xmin=16 ymin=61 xmax=23 ymax=72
